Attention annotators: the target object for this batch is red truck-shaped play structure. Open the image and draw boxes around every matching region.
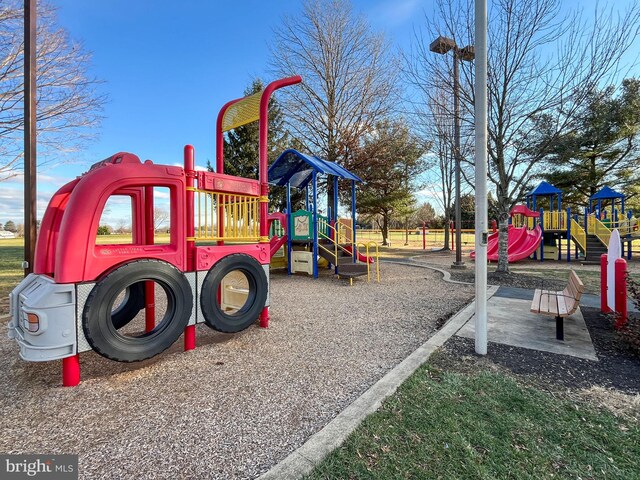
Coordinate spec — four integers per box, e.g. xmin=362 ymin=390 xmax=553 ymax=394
xmin=8 ymin=76 xmax=302 ymax=386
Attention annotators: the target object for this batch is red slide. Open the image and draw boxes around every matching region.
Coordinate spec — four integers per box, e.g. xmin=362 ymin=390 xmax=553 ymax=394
xmin=471 ymin=225 xmax=542 ymax=262
xmin=269 ymin=235 xmax=288 ymax=258
xmin=343 ymin=244 xmax=375 ymax=263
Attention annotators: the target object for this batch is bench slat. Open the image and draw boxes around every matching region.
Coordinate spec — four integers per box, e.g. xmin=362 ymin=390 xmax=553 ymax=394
xmin=531 ymin=289 xmax=543 ymax=313
xmin=570 ymin=270 xmax=585 ymax=293
xmin=557 ymin=295 xmax=569 ymax=316
xmin=530 ymin=275 xmax=583 ymax=317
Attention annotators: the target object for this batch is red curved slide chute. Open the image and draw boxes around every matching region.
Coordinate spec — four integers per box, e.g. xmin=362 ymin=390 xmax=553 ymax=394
xmin=471 ymin=225 xmax=542 ymax=262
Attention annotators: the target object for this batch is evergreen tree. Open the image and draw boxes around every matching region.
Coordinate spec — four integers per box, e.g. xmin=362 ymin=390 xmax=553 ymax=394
xmin=4 ymin=220 xmax=16 ymax=232
xmin=539 ymin=79 xmax=640 ymax=208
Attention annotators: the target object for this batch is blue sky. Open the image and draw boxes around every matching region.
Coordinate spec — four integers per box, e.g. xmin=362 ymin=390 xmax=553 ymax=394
xmin=0 ymin=0 xmax=422 ymax=224
xmin=0 ymin=0 xmax=637 ymax=225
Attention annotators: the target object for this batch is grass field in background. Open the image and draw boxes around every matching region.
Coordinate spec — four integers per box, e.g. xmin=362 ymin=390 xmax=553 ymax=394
xmin=0 ymin=238 xmax=25 ymax=315
xmin=2 ymin=231 xmax=637 ymax=314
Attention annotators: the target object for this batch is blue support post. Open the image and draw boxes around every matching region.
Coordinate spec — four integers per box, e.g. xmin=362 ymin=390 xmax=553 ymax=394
xmin=305 ymin=184 xmax=310 ymax=211
xmin=351 ymin=180 xmax=357 ymax=263
xmin=312 ymin=171 xmax=319 ymax=279
xmin=627 ymin=211 xmax=633 ymax=260
xmin=333 ymin=176 xmax=339 ymax=226
xmin=558 ymin=193 xmax=562 ymax=212
xmin=539 ymin=208 xmax=544 ymax=262
xmin=286 ymin=183 xmax=292 ymax=275
xmin=566 ymin=207 xmax=571 ymax=262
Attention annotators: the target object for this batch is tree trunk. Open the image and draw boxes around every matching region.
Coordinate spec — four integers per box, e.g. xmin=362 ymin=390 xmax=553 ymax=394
xmin=382 ymin=214 xmax=390 ymax=246
xmin=496 ymin=209 xmax=510 ymax=273
xmin=442 ymin=208 xmax=451 ymax=251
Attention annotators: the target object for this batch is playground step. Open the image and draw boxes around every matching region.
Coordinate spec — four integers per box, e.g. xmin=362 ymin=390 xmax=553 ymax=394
xmin=337 ymin=263 xmax=369 ymax=278
xmin=584 ymin=234 xmax=607 ymax=262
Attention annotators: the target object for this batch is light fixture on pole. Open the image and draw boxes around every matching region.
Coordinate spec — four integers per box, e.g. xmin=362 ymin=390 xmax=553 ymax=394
xmin=430 ymin=35 xmax=474 ymax=268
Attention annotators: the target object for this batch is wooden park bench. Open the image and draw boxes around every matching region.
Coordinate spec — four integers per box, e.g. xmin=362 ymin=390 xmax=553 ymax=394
xmin=530 ymin=270 xmax=585 ymax=341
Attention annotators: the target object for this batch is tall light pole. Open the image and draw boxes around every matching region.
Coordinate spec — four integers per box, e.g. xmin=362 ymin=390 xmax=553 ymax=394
xmin=24 ymin=0 xmax=37 ymax=275
xmin=430 ymin=36 xmax=474 ymax=268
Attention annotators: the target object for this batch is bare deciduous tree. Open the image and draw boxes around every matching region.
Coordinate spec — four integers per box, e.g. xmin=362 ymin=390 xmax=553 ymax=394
xmin=406 ymin=0 xmax=640 ymax=272
xmin=153 ymin=207 xmax=169 ymax=232
xmin=270 ymin=0 xmax=399 ymax=210
xmin=0 ymin=1 xmax=105 ymax=181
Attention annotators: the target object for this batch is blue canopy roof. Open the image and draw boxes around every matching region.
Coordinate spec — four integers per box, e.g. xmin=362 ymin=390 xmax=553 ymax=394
xmin=590 ymin=186 xmax=624 ymax=200
xmin=526 ymin=181 xmax=561 ymax=197
xmin=268 ymin=149 xmax=362 ymax=189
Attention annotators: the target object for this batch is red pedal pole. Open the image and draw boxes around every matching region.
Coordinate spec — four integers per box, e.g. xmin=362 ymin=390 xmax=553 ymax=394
xmin=601 ymin=254 xmax=610 ymax=313
xmin=62 ymin=354 xmax=80 ymax=387
xmin=614 ymin=258 xmax=628 ymax=329
xmin=422 ymin=221 xmax=426 ymax=250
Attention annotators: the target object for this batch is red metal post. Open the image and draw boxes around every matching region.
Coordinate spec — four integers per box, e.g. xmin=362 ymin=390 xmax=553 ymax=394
xmin=144 ymin=185 xmax=155 ymax=332
xmin=422 ymin=221 xmax=426 ymax=250
xmin=62 ymin=354 xmax=80 ymax=387
xmin=257 ymin=76 xmax=301 ymax=329
xmin=184 ymin=145 xmax=196 ymax=350
xmin=450 ymin=220 xmax=454 ymax=250
xmin=614 ymin=258 xmax=628 ymax=329
xmin=260 ymin=307 xmax=270 ymax=328
xmin=601 ymin=254 xmax=610 ymax=313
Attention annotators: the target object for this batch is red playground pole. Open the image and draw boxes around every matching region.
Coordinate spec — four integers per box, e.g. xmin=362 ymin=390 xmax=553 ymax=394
xmin=183 ymin=145 xmax=196 ymax=351
xmin=144 ymin=185 xmax=155 ymax=332
xmin=62 ymin=354 xmax=80 ymax=387
xmin=422 ymin=222 xmax=426 ymax=250
xmin=614 ymin=258 xmax=628 ymax=329
xmin=600 ymin=254 xmax=610 ymax=313
xmin=491 ymin=219 xmax=497 ymax=233
xmin=450 ymin=220 xmax=454 ymax=250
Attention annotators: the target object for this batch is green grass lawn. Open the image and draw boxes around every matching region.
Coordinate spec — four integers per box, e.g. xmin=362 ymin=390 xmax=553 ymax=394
xmin=0 ymin=238 xmax=25 ymax=315
xmin=307 ymin=367 xmax=640 ymax=480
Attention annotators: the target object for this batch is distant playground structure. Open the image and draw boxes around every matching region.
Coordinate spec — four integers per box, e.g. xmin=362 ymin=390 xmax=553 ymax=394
xmin=268 ymin=149 xmax=379 ymax=285
xmin=472 ymin=181 xmax=639 ymax=263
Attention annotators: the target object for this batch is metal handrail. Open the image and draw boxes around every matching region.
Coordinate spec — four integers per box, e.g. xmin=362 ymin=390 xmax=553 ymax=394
xmin=591 ymin=215 xmax=612 ymax=246
xmin=543 ymin=211 xmax=567 ymax=231
xmin=356 ymin=241 xmax=381 ymax=282
xmin=570 ymin=218 xmax=586 ymax=252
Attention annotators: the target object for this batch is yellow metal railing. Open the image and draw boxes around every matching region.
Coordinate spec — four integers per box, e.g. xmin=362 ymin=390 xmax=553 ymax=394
xmin=543 ymin=211 xmax=567 ymax=231
xmin=511 ymin=214 xmax=535 ymax=229
xmin=356 ymin=241 xmax=380 ymax=283
xmin=317 ymin=218 xmax=380 ymax=282
xmin=587 ymin=214 xmax=612 ymax=247
xmin=191 ymin=189 xmax=260 ymax=242
xmin=317 ymin=219 xmax=350 ymax=261
xmin=570 ymin=219 xmax=586 ymax=252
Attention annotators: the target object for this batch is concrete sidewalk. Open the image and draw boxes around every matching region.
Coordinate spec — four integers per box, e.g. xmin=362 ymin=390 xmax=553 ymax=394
xmin=456 ymin=286 xmax=598 ymax=361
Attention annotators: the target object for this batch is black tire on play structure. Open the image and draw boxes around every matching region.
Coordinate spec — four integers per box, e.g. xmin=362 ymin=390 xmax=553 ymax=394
xmin=110 ymin=281 xmax=145 ymax=329
xmin=82 ymin=259 xmax=193 ymax=363
xmin=200 ymin=254 xmax=268 ymax=333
